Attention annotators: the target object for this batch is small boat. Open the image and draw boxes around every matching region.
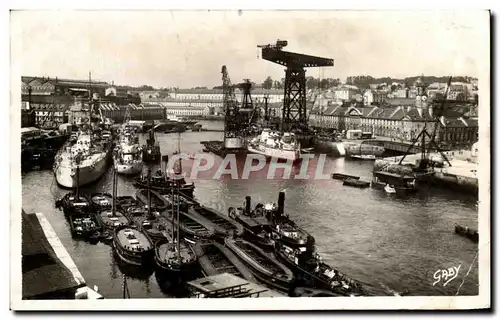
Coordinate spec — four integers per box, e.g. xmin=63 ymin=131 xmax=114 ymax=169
xmin=90 ymin=193 xmax=113 ymax=211
xmin=384 ymin=184 xmax=397 ymax=194
xmin=194 ymin=241 xmax=256 ymax=282
xmin=113 ymin=225 xmax=154 ymax=267
xmin=154 ymin=238 xmax=198 ymax=274
xmin=350 ymin=154 xmax=377 ymax=161
xmin=330 ymin=173 xmax=360 ymax=181
xmin=55 ymin=192 xmax=92 ymax=216
xmin=343 ymin=178 xmax=371 ymax=188
xmin=68 ymin=213 xmax=101 ymax=239
xmin=88 ymin=231 xmax=101 ymax=244
xmin=135 ymin=189 xmax=169 ymax=211
xmin=454 ymin=224 xmax=479 ymax=243
xmin=100 ymin=230 xmax=114 ymax=244
xmin=225 ymin=238 xmax=294 ymax=292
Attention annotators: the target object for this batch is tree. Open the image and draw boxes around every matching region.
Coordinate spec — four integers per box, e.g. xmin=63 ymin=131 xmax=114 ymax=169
xmin=319 ymin=78 xmax=330 ymax=89
xmin=262 ymin=76 xmax=273 ymax=89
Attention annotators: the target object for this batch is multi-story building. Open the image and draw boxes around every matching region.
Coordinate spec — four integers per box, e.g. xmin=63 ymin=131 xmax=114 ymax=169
xmin=392 ymin=88 xmax=409 ymax=98
xmin=21 ymin=76 xmax=109 ymax=97
xmin=363 ymin=90 xmax=387 ymax=105
xmin=308 ymin=104 xmax=477 ymax=148
xmin=333 ymin=85 xmax=360 ymax=101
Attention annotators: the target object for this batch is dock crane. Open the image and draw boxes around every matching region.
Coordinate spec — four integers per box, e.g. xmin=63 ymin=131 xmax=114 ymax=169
xmin=398 ymin=76 xmax=453 ymax=170
xmin=222 ymin=65 xmax=248 ymax=149
xmin=257 ymin=40 xmax=334 ymax=133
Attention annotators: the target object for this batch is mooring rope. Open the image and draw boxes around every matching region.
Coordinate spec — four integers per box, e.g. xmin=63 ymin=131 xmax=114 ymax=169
xmin=455 ymin=250 xmax=479 ymax=296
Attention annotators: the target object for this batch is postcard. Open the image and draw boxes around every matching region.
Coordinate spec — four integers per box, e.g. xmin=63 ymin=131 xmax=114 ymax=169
xmin=10 ymin=9 xmax=490 ymax=311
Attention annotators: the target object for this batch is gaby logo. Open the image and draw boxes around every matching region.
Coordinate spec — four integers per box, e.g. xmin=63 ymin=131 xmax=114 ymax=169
xmin=164 ymin=153 xmax=333 ymax=181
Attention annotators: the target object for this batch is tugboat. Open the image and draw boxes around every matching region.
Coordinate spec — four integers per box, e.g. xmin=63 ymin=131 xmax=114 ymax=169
xmin=225 ymin=238 xmax=294 ymax=293
xmin=256 ymin=191 xmax=311 ymax=248
xmin=274 ymin=240 xmax=365 ymax=296
xmin=142 ymin=129 xmax=161 ymax=164
xmin=54 ymin=161 xmax=92 ymax=216
xmin=154 ymin=180 xmax=198 ymax=274
xmin=228 ymin=196 xmax=275 ymax=251
xmin=113 ymin=225 xmax=154 ymax=267
xmin=133 ymin=156 xmax=195 ymax=197
xmin=194 ymin=240 xmax=256 ymax=282
xmin=113 ymin=124 xmax=144 ymax=175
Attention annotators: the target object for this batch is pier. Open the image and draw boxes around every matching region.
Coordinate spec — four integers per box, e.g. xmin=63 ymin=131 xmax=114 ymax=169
xmin=22 ymin=210 xmax=102 ymax=299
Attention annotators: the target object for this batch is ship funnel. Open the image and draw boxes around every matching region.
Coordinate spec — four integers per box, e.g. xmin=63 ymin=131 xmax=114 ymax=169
xmin=278 ymin=191 xmax=285 ymax=217
xmin=245 ymin=196 xmax=251 ymax=214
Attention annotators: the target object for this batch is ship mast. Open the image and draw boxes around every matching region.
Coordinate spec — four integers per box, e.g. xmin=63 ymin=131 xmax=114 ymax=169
xmin=176 ymin=179 xmax=181 ymax=258
xmin=112 ymin=166 xmax=117 ymax=216
xmin=147 ymin=167 xmax=152 ymax=219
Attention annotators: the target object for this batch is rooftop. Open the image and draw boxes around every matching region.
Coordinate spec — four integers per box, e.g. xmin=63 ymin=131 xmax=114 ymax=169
xmin=187 ymin=273 xmax=285 ymax=298
xmin=22 ymin=210 xmax=86 ymax=299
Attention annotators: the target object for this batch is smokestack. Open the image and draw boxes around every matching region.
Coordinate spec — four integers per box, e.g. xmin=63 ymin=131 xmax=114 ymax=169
xmin=278 ymin=191 xmax=285 ymax=217
xmin=245 ymin=196 xmax=251 ymax=214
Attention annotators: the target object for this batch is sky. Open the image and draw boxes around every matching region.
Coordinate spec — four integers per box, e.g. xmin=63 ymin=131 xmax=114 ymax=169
xmin=11 ymin=10 xmax=490 ymax=89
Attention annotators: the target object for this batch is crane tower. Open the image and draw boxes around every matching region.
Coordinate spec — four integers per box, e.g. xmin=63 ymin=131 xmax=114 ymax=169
xmin=222 ymin=65 xmax=247 ymax=150
xmin=257 ymin=40 xmax=334 ymax=134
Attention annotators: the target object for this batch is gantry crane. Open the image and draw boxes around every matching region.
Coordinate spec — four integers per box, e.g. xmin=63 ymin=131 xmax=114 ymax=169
xmin=257 ymin=40 xmax=334 ymax=133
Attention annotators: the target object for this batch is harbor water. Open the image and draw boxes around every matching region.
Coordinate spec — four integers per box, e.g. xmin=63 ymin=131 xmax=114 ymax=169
xmin=21 ymin=120 xmax=479 ymax=298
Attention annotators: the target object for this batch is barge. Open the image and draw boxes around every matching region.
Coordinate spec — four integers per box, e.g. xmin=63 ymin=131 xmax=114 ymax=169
xmin=135 ymin=189 xmax=169 ymax=211
xmin=225 ymin=238 xmax=294 ymax=293
xmin=113 ymin=225 xmax=154 ymax=267
xmin=455 ymin=224 xmax=479 ymax=243
xmin=154 ymin=238 xmax=198 ymax=274
xmin=194 ymin=241 xmax=257 ymax=282
xmin=342 ymin=178 xmax=371 ymax=188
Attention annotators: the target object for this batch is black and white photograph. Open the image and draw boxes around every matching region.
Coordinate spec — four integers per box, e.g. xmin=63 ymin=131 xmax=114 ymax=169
xmin=9 ymin=7 xmax=491 ymax=311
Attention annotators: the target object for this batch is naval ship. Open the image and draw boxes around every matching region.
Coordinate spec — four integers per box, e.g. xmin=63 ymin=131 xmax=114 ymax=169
xmin=53 ymin=96 xmax=113 ymax=188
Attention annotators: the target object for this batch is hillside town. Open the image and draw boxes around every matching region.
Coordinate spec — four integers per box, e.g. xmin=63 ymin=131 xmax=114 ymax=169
xmin=21 ymin=74 xmax=478 ymax=150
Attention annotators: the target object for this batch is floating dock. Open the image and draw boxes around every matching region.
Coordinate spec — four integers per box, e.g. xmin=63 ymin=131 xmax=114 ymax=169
xmin=373 ymin=149 xmax=478 ymax=196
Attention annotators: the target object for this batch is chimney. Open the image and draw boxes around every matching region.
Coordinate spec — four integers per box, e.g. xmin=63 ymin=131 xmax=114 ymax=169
xmin=245 ymin=196 xmax=251 ymax=214
xmin=277 ymin=191 xmax=285 ymax=217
